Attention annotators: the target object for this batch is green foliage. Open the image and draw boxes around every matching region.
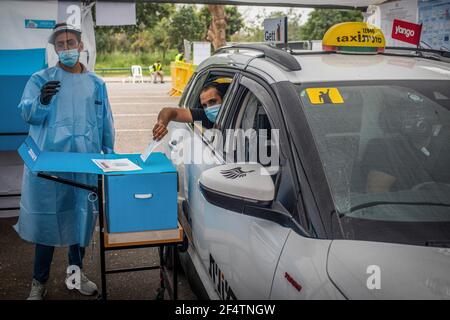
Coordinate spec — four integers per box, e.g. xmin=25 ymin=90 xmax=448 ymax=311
xmin=199 ymin=6 xmax=244 ymax=41
xmin=95 ymin=4 xmax=362 ymax=69
xmin=152 ymin=18 xmax=171 ymax=60
xmin=96 ymin=50 xmax=178 ymax=69
xmin=94 ymin=2 xmax=174 ymax=53
xmin=96 ymin=3 xmax=243 ymax=64
xmin=231 ymin=8 xmax=363 ymax=43
xmin=298 ymin=9 xmax=363 ymax=40
xmin=168 ymin=5 xmax=205 ymax=51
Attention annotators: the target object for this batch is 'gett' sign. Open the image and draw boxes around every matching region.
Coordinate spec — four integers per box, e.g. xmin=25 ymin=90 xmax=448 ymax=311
xmin=263 ymin=17 xmax=287 ymax=44
xmin=391 ymin=19 xmax=422 ymax=46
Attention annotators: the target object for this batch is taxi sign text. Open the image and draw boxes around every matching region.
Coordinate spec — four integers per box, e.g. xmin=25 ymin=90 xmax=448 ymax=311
xmin=322 ymin=22 xmax=386 ymax=52
xmin=336 ymin=28 xmax=383 ymax=44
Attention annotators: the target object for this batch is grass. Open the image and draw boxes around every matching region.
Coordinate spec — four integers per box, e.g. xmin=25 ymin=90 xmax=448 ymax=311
xmin=95 ymin=50 xmax=177 ymax=77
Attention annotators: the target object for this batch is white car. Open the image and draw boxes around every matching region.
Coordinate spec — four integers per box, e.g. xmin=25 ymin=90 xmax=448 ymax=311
xmin=167 ymin=22 xmax=450 ymax=300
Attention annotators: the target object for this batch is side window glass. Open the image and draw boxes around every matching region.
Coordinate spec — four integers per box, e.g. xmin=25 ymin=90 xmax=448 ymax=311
xmin=225 ymin=88 xmax=278 ymax=173
xmin=185 ymin=73 xmax=208 ymax=109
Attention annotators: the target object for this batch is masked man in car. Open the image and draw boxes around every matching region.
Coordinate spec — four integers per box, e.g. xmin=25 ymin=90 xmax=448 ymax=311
xmin=152 ymin=82 xmax=223 ymax=141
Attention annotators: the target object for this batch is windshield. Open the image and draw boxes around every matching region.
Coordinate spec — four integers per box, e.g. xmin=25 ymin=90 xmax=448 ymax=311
xmin=298 ymin=80 xmax=450 ymax=245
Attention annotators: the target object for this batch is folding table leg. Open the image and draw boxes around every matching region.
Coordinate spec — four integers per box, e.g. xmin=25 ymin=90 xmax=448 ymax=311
xmin=98 ymin=175 xmax=108 ymax=301
xmin=156 ymin=245 xmax=166 ymax=300
xmin=99 ymin=242 xmax=107 ymax=300
xmin=173 ymin=246 xmax=178 ymax=300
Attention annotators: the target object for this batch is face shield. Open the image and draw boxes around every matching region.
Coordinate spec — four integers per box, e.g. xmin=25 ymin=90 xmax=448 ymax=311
xmin=49 ymin=24 xmax=82 ymax=46
xmin=47 ymin=24 xmax=85 ymax=68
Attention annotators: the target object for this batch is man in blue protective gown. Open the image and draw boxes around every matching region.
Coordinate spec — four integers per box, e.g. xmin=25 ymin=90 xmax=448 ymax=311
xmin=14 ymin=23 xmax=115 ymax=300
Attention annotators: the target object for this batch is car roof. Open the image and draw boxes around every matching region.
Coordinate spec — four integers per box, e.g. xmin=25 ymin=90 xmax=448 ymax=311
xmin=198 ymin=49 xmax=450 ymax=84
xmin=287 ymin=53 xmax=450 ymax=82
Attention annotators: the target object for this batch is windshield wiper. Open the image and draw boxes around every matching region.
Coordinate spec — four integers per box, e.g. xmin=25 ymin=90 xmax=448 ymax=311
xmin=348 ymin=201 xmax=450 ymax=213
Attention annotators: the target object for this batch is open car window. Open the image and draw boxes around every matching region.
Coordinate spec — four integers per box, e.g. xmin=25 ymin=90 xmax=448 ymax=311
xmin=185 ymin=73 xmax=235 ymax=133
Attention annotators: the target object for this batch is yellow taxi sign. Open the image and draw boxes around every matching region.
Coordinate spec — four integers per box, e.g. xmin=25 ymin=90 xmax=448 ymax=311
xmin=322 ymin=22 xmax=386 ymax=54
xmin=306 ymin=88 xmax=344 ymax=105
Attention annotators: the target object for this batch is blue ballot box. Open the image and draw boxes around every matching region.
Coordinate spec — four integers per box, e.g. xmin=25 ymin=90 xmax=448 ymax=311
xmin=104 ymin=160 xmax=178 ymax=233
xmin=18 ymin=136 xmax=178 ymax=233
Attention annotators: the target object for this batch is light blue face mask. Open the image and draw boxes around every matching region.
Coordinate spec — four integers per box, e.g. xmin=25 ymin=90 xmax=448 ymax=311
xmin=205 ymin=104 xmax=221 ymax=123
xmin=58 ymin=49 xmax=80 ymax=67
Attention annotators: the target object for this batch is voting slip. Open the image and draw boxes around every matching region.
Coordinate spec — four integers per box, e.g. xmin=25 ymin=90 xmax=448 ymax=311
xmin=140 ymin=139 xmax=162 ymax=163
xmin=92 ymin=158 xmax=142 ymax=173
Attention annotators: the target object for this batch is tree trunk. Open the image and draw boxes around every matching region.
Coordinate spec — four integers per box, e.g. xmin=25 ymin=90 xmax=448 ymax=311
xmin=207 ymin=5 xmax=227 ymax=50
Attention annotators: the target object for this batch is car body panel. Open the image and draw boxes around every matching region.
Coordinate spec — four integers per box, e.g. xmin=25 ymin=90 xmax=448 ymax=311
xmin=271 ymin=232 xmax=345 ymax=299
xmin=181 ymin=127 xmax=291 ymax=299
xmin=327 ymin=240 xmax=450 ymax=299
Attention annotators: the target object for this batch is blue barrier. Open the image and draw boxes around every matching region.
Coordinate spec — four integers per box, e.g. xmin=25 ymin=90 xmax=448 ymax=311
xmin=0 ymin=48 xmax=46 ymax=151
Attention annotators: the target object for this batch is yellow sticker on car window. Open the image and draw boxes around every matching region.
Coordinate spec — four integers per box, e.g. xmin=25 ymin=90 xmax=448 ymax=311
xmin=305 ymin=88 xmax=344 ymax=105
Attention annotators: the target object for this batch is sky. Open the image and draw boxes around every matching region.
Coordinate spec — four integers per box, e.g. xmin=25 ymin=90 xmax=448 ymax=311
xmin=237 ymin=6 xmax=314 ymax=27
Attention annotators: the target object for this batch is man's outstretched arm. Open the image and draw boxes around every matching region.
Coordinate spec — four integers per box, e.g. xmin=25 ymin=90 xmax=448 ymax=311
xmin=152 ymin=107 xmax=193 ymax=141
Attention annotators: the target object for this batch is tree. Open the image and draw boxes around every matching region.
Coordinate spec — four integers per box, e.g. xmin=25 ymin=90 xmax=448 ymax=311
xmin=168 ymin=5 xmax=204 ymax=51
xmin=199 ymin=5 xmax=244 ymax=42
xmin=299 ymin=9 xmax=363 ymax=40
xmin=94 ymin=2 xmax=174 ymax=53
xmin=206 ymin=5 xmax=227 ymax=50
xmin=152 ymin=18 xmax=171 ymax=60
xmin=133 ymin=2 xmax=174 ymax=31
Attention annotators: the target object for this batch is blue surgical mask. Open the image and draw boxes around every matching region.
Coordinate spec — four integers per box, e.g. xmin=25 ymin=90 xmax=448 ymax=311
xmin=58 ymin=49 xmax=80 ymax=67
xmin=205 ymin=104 xmax=221 ymax=123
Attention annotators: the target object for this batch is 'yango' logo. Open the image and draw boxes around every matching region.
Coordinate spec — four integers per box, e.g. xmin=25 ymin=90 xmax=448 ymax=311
xmin=395 ymin=25 xmax=415 ymax=38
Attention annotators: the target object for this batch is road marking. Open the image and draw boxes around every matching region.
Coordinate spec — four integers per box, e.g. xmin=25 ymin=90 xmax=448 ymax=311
xmin=113 ymin=113 xmax=158 ymax=117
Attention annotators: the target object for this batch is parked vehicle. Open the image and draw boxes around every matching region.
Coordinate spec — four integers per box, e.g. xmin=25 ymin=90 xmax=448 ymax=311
xmin=168 ymin=22 xmax=450 ymax=300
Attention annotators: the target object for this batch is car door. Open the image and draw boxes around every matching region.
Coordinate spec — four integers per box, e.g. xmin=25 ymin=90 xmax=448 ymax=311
xmin=168 ymin=69 xmax=240 ymax=296
xmin=188 ymin=75 xmax=296 ymax=299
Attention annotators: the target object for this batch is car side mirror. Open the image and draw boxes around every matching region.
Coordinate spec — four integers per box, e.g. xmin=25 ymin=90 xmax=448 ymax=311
xmin=199 ymin=163 xmax=275 ymax=213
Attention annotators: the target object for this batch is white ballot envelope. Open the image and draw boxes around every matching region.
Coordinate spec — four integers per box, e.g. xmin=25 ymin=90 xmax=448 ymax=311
xmin=92 ymin=158 xmax=142 ymax=172
xmin=140 ymin=139 xmax=162 ymax=163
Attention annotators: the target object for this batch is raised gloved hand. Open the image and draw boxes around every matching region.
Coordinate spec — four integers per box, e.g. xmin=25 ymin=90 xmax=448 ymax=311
xmin=39 ymin=81 xmax=60 ymax=105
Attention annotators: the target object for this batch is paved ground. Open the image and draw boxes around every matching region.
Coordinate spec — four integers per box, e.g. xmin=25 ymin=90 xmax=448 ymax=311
xmin=0 ymin=78 xmax=197 ymax=300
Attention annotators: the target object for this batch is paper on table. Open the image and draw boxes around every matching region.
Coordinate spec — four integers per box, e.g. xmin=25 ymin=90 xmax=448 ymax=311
xmin=92 ymin=158 xmax=142 ymax=173
xmin=140 ymin=139 xmax=162 ymax=163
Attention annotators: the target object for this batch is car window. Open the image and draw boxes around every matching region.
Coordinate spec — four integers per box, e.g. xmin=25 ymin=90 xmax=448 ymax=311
xmin=221 ymin=82 xmax=279 ymax=177
xmin=185 ymin=73 xmax=235 ymax=135
xmin=185 ymin=73 xmax=208 ymax=110
xmin=233 ymin=91 xmax=273 ymax=163
xmin=297 ymin=80 xmax=450 ymax=245
xmin=224 ymin=80 xmax=302 ymax=225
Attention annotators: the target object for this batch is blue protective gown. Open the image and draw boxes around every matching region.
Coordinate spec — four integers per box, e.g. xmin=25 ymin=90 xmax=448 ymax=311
xmin=14 ymin=65 xmax=115 ymax=247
